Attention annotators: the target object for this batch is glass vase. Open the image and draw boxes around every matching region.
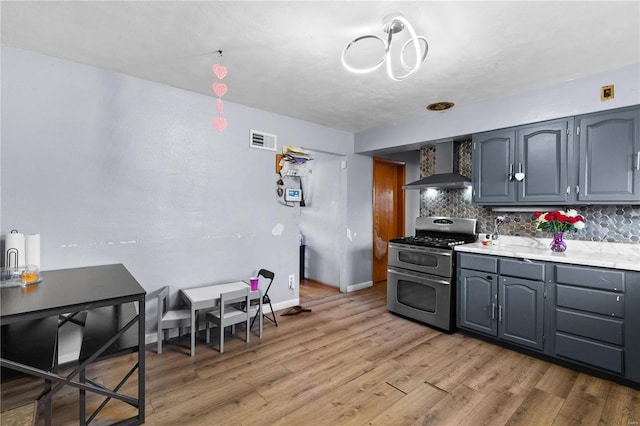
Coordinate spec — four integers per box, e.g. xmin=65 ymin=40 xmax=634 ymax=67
xmin=550 ymin=232 xmax=567 ymax=252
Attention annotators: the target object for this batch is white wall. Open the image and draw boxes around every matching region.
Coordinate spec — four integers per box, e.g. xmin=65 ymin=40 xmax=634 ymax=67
xmin=342 ymin=153 xmax=373 ymax=292
xmin=355 ymin=63 xmax=640 ymax=152
xmin=1 ymin=47 xmax=364 ymax=350
xmin=299 ymin=150 xmax=343 ymax=287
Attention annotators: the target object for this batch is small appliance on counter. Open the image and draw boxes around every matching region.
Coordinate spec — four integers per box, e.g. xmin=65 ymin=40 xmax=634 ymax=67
xmin=2 ymin=229 xmax=42 ymax=287
xmin=387 ymin=217 xmax=477 ymax=332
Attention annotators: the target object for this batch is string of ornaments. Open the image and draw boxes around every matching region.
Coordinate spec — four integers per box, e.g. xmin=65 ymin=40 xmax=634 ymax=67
xmin=212 ymin=50 xmax=228 ymax=132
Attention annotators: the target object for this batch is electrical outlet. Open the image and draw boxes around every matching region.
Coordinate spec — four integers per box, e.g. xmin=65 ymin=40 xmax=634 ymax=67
xmin=288 ymin=274 xmax=295 ymax=289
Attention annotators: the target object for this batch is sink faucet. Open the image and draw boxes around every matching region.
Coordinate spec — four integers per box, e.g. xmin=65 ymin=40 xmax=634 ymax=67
xmin=492 ymin=216 xmax=505 ymax=240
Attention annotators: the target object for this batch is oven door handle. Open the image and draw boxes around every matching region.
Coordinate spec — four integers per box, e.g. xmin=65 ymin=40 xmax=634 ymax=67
xmin=388 ymin=243 xmax=453 ymax=257
xmin=387 ymin=268 xmax=451 ymax=286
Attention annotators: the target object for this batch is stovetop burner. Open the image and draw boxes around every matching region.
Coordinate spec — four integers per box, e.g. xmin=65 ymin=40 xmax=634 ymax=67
xmin=389 ymin=217 xmax=478 ymax=250
xmin=389 ymin=235 xmax=471 ymax=249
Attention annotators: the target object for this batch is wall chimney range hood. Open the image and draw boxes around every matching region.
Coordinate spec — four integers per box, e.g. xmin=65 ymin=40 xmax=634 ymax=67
xmin=403 ymin=140 xmax=471 ymax=190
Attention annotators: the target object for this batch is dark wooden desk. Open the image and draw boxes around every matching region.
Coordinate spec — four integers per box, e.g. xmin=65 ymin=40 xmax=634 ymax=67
xmin=0 ymin=264 xmax=146 ymax=425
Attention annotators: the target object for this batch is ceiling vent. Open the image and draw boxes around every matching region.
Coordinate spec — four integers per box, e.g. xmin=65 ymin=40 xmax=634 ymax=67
xmin=250 ymin=130 xmax=277 ymax=151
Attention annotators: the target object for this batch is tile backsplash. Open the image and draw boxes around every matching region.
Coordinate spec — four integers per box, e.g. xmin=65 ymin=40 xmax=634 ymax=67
xmin=419 ymin=141 xmax=640 ymax=244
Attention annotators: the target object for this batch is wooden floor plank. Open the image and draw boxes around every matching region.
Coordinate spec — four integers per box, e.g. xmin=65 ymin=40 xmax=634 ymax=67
xmin=535 ymin=363 xmax=580 ymax=399
xmin=367 ymin=381 xmax=448 ymax=426
xmin=458 ymin=389 xmax=525 ymax=425
xmin=505 ymin=387 xmax=565 ymax=426
xmin=598 ymin=382 xmax=640 ymax=426
xmin=1 ymin=285 xmax=638 ymax=426
xmin=417 ymin=383 xmax=488 ymax=425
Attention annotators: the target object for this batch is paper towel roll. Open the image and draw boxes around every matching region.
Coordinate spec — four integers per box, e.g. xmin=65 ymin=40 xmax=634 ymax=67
xmin=5 ymin=231 xmax=26 ymax=268
xmin=26 ymin=234 xmax=41 ymax=269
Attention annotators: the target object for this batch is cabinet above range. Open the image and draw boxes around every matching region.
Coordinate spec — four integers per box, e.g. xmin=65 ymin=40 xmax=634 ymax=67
xmin=472 ymin=105 xmax=640 ymax=205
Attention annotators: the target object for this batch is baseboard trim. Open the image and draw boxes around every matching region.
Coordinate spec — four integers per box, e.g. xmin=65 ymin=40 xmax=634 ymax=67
xmin=346 ymin=280 xmax=373 ymax=293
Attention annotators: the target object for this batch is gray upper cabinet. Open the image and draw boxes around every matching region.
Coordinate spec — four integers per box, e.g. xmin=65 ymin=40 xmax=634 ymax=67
xmin=517 ymin=120 xmax=572 ymax=203
xmin=472 ymin=129 xmax=515 ymax=203
xmin=472 ymin=105 xmax=640 ymax=205
xmin=576 ymin=106 xmax=640 ymax=203
xmin=472 ymin=118 xmax=572 ymax=205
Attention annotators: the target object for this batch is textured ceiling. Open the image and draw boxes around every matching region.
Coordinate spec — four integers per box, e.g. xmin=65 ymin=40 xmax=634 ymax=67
xmin=1 ymin=1 xmax=639 ymax=133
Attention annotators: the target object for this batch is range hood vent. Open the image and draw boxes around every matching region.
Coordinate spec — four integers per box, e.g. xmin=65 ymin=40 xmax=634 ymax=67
xmin=403 ymin=140 xmax=471 ymax=190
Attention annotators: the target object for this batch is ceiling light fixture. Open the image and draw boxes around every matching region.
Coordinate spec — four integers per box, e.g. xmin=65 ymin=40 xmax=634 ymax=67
xmin=426 ymin=101 xmax=455 ymax=111
xmin=341 ymin=14 xmax=428 ymax=81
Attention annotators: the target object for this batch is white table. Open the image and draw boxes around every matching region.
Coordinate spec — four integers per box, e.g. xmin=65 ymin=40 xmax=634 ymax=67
xmin=180 ymin=281 xmax=260 ymax=357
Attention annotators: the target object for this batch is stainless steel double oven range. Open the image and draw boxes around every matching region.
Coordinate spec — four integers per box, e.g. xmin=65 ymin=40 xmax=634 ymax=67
xmin=387 ymin=217 xmax=477 ymax=332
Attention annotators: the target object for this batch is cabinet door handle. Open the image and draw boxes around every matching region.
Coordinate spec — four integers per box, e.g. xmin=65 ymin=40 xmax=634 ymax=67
xmin=498 ymin=305 xmax=503 ymax=323
xmin=491 ymin=303 xmax=496 ymax=320
xmin=508 ymin=163 xmax=514 ymax=181
xmin=636 ymin=152 xmax=640 ymax=171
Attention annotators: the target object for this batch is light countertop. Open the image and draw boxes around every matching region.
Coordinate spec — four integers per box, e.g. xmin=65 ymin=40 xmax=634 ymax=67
xmin=455 ymin=236 xmax=640 ymax=272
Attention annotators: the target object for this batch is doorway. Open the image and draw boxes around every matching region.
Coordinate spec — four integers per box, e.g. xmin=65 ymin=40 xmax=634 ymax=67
xmin=372 ymin=157 xmax=406 ymax=284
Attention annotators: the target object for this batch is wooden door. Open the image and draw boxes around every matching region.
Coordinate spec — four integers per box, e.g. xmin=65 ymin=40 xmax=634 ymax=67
xmin=372 ymin=158 xmax=405 ymax=283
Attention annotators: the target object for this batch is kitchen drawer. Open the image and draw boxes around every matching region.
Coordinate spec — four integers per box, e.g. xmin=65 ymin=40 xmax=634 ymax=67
xmin=556 ymin=284 xmax=624 ymax=318
xmin=555 ymin=332 xmax=624 ymax=374
xmin=458 ymin=253 xmax=497 ymax=273
xmin=499 ymin=258 xmax=545 ymax=281
xmin=556 ymin=308 xmax=623 ymax=345
xmin=555 ymin=265 xmax=625 ymax=292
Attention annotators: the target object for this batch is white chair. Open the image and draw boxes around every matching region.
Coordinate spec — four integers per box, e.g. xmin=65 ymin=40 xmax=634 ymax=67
xmin=205 ymin=288 xmax=253 ymax=353
xmin=249 ymin=289 xmax=263 ymax=338
xmin=152 ymin=286 xmax=191 ymax=354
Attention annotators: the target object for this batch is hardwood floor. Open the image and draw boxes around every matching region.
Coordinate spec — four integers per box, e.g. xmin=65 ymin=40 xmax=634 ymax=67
xmin=299 ymin=278 xmax=341 ymax=303
xmin=2 ymin=284 xmax=639 ymax=425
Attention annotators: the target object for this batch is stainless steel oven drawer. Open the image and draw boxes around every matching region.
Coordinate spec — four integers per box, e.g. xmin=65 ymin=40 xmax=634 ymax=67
xmin=388 ymin=243 xmax=452 ymax=277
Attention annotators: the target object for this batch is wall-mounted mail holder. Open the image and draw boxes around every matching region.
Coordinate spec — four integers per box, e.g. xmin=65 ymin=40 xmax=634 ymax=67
xmin=276 ymin=146 xmax=312 ymax=207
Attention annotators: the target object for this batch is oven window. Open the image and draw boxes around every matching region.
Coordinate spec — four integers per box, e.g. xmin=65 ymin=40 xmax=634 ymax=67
xmin=397 ymin=251 xmax=438 ymax=267
xmin=397 ymin=279 xmax=437 ymax=313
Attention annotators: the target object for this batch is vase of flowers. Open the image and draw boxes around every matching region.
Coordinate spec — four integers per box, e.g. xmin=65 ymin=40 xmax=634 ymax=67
xmin=534 ymin=209 xmax=586 ymax=252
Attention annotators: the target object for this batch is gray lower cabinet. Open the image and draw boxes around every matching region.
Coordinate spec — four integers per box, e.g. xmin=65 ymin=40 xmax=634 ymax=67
xmin=553 ymin=264 xmax=628 ymax=376
xmin=457 ymin=254 xmax=545 ymax=351
xmin=627 ymin=271 xmax=640 ymax=382
xmin=458 ymin=268 xmax=498 ymax=335
xmin=457 ymin=252 xmax=639 ymax=386
xmin=499 ymin=276 xmax=544 ymax=350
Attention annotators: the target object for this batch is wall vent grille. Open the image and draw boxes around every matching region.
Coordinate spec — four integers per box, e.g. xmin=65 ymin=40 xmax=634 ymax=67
xmin=250 ymin=130 xmax=277 ymax=151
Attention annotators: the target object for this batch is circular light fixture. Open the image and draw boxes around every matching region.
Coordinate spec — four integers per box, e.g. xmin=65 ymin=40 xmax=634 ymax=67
xmin=341 ymin=13 xmax=428 ymax=81
xmin=426 ymin=101 xmax=455 ymax=111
